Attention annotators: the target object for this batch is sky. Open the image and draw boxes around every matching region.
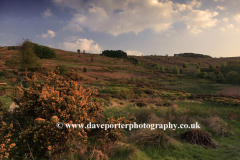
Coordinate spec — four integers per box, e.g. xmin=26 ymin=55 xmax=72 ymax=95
xmin=0 ymin=0 xmax=240 ymax=57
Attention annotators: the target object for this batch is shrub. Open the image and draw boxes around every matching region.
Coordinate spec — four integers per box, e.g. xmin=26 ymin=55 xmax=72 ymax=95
xmin=226 ymin=71 xmax=239 ymax=84
xmin=217 ymin=72 xmax=225 ymax=83
xmin=221 ymin=62 xmax=226 ymax=69
xmin=32 ymin=43 xmax=56 ymax=59
xmin=194 ymin=69 xmax=201 ymax=78
xmin=209 ymin=72 xmax=216 ymax=82
xmin=83 ymin=50 xmax=85 ymax=54
xmin=151 ymin=63 xmax=160 ymax=70
xmin=55 ymin=65 xmax=68 ymax=75
xmin=0 ymin=72 xmax=133 ymax=159
xmin=172 ymin=65 xmax=180 ymax=74
xmin=83 ymin=67 xmax=87 ymax=72
xmin=160 ymin=65 xmax=165 ymax=71
xmin=209 ymin=64 xmax=214 ymax=69
xmin=136 ymin=60 xmax=142 ymax=67
xmin=183 ymin=63 xmax=187 ymax=68
xmin=197 ymin=72 xmax=208 ymax=79
xmin=77 ymin=49 xmax=80 ymax=54
xmin=224 ymin=61 xmax=240 ymax=75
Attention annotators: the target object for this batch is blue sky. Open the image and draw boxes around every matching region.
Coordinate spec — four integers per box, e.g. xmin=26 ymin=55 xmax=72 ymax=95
xmin=1 ymin=0 xmax=240 ymax=57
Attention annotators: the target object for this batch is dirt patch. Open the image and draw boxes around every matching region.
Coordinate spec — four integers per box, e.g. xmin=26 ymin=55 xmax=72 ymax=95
xmin=217 ymin=86 xmax=240 ymax=96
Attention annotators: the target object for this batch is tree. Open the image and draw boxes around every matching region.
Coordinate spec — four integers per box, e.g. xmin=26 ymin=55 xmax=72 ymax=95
xmin=77 ymin=49 xmax=81 ymax=54
xmin=32 ymin=43 xmax=56 ymax=59
xmin=172 ymin=65 xmax=180 ymax=74
xmin=83 ymin=50 xmax=85 ymax=54
xmin=17 ymin=39 xmax=39 ymax=76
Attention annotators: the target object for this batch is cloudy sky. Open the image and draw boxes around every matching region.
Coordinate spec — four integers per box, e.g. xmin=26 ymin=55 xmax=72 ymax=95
xmin=0 ymin=0 xmax=240 ymax=57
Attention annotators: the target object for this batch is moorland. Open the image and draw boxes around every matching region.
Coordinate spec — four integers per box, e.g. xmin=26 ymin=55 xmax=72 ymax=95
xmin=0 ymin=40 xmax=240 ymax=160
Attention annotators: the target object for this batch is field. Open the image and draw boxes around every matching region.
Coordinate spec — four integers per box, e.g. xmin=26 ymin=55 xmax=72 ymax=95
xmin=0 ymin=46 xmax=240 ymax=160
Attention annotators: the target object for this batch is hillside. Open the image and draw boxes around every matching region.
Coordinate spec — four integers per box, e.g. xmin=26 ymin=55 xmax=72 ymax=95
xmin=0 ymin=46 xmax=240 ymax=160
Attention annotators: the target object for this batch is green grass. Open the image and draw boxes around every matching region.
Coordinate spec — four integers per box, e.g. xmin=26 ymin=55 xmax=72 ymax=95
xmin=0 ymin=95 xmax=12 ymax=108
xmin=101 ymin=100 xmax=240 ymax=160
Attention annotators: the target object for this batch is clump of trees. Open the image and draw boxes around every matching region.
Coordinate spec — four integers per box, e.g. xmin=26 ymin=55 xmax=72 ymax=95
xmin=102 ymin=50 xmax=127 ymax=59
xmin=32 ymin=43 xmax=56 ymax=59
xmin=174 ymin=53 xmax=212 ymax=58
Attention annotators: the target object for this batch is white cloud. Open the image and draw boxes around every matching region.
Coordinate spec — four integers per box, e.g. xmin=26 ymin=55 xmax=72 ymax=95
xmin=219 ymin=27 xmax=226 ymax=31
xmin=59 ymin=38 xmax=102 ymax=53
xmin=42 ymin=9 xmax=53 ymax=18
xmin=222 ymin=18 xmax=228 ymax=22
xmin=53 ymin=0 xmax=177 ymax=36
xmin=37 ymin=30 xmax=56 ymax=38
xmin=189 ymin=28 xmax=202 ymax=34
xmin=233 ymin=14 xmax=240 ymax=23
xmin=62 ymin=21 xmax=84 ymax=32
xmin=227 ymin=24 xmax=234 ymax=29
xmin=187 ymin=0 xmax=202 ymax=9
xmin=216 ymin=6 xmax=226 ymax=10
xmin=183 ymin=10 xmax=219 ymax=34
xmin=52 ymin=0 xmax=221 ymax=35
xmin=125 ymin=50 xmax=144 ymax=56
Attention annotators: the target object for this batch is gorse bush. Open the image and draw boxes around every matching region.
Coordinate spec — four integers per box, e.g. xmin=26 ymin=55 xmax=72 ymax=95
xmin=0 ymin=72 xmax=133 ymax=159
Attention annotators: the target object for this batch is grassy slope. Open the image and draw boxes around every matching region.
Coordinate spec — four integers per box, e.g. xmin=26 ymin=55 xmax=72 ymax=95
xmin=1 ymin=47 xmax=240 ymax=160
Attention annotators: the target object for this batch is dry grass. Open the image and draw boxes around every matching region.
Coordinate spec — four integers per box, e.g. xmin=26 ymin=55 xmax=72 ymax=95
xmin=227 ymin=111 xmax=238 ymax=121
xmin=89 ymin=150 xmax=109 ymax=160
xmin=129 ymin=129 xmax=178 ymax=148
xmin=204 ymin=116 xmax=230 ymax=136
xmin=176 ymin=129 xmax=217 ymax=149
xmin=107 ymin=142 xmax=137 ymax=159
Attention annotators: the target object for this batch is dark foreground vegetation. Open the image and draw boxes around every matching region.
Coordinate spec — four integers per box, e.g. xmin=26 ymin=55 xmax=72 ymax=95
xmin=0 ymin=40 xmax=240 ymax=160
